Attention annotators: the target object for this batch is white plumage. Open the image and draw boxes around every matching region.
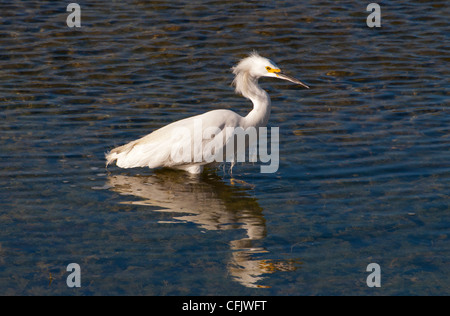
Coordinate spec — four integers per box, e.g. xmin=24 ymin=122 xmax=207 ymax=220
xmin=106 ymin=52 xmax=308 ymax=174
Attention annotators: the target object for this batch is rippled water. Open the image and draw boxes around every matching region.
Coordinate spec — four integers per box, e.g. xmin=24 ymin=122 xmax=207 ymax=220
xmin=1 ymin=0 xmax=449 ymax=295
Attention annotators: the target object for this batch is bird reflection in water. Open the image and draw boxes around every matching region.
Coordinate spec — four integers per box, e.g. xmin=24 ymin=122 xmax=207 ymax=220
xmin=106 ymin=169 xmax=301 ymax=288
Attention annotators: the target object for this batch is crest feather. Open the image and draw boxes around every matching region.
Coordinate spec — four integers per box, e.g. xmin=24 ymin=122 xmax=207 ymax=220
xmin=231 ymin=51 xmax=267 ymax=98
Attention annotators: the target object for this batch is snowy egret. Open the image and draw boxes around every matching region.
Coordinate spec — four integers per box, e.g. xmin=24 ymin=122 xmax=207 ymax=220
xmin=106 ymin=52 xmax=309 ymax=174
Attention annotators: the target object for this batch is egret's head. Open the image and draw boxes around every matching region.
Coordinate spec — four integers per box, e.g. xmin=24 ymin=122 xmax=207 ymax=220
xmin=232 ymin=51 xmax=309 ymax=89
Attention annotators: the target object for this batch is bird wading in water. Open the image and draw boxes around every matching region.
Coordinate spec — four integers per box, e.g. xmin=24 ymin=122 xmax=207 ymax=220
xmin=106 ymin=52 xmax=309 ymax=174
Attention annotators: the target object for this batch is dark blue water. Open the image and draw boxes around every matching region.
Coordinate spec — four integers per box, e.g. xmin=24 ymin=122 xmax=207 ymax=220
xmin=1 ymin=0 xmax=449 ymax=295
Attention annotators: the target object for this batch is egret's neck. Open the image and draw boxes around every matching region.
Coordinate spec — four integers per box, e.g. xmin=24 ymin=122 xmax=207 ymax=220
xmin=240 ymin=76 xmax=271 ymax=129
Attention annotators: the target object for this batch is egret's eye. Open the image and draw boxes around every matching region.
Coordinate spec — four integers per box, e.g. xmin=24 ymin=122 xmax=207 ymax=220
xmin=266 ymin=66 xmax=272 ymax=71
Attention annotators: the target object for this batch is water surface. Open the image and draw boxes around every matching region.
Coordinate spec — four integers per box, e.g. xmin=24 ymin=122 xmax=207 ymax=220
xmin=0 ymin=0 xmax=449 ymax=295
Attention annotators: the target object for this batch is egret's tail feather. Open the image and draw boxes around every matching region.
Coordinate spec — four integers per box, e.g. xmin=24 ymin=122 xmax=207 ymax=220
xmin=105 ymin=141 xmax=139 ymax=168
xmin=105 ymin=150 xmax=119 ymax=167
xmin=106 ymin=133 xmax=174 ymax=170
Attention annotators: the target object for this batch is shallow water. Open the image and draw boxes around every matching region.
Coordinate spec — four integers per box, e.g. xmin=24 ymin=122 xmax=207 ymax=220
xmin=0 ymin=0 xmax=449 ymax=295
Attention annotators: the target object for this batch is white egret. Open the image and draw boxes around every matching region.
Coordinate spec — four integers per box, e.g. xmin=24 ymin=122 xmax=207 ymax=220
xmin=106 ymin=52 xmax=309 ymax=174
